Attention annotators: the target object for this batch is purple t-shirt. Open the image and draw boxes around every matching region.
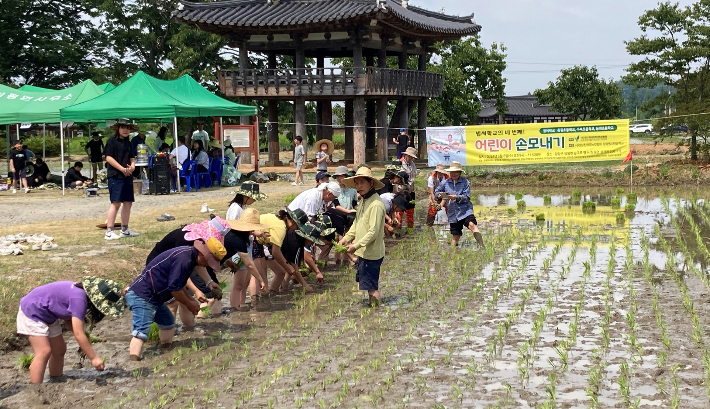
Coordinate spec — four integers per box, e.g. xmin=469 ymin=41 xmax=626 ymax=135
xmin=20 ymin=281 xmax=88 ymax=325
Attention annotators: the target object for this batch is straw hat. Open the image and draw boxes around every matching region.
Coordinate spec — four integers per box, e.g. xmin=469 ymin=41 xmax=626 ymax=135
xmin=403 ymin=147 xmax=418 ymax=159
xmin=81 ymin=276 xmax=125 ymax=317
xmin=295 ymin=222 xmax=325 ymax=245
xmin=333 ymin=166 xmax=350 ymax=177
xmin=193 ymin=237 xmax=228 ymax=271
xmin=233 ymin=181 xmax=268 ymax=201
xmin=110 ymin=118 xmax=139 ymax=131
xmin=445 ymin=161 xmax=465 ymax=173
xmin=212 ymin=139 xmax=232 ymax=149
xmin=342 ymin=166 xmax=385 ymax=190
xmin=286 ymin=208 xmax=309 ymax=229
xmin=226 ymin=208 xmax=269 ymax=231
xmin=314 ymin=139 xmax=334 ymax=154
xmin=433 ymin=163 xmax=449 ymax=175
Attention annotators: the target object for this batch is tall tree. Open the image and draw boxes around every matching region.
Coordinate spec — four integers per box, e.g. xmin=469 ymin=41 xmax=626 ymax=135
xmin=0 ymin=0 xmax=103 ymax=87
xmin=534 ymin=65 xmax=623 ymax=121
xmin=625 ymin=0 xmax=710 ymax=159
xmin=427 ymin=38 xmax=508 ymax=126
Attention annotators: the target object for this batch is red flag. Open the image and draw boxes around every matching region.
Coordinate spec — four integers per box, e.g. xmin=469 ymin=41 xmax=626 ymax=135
xmin=623 ymin=151 xmax=633 ymax=163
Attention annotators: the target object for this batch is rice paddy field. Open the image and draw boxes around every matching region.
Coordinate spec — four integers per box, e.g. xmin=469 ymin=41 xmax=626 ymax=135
xmin=3 ymin=186 xmax=710 ymax=408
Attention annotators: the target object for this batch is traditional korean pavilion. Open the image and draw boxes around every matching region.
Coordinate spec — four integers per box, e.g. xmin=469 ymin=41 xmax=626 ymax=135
xmin=174 ymin=0 xmax=480 ymax=165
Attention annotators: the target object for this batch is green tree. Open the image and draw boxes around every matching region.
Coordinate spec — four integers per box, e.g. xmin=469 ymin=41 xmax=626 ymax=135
xmin=0 ymin=0 xmax=104 ymax=87
xmin=625 ymin=0 xmax=710 ymax=159
xmin=534 ymin=65 xmax=623 ymax=121
xmin=428 ymin=38 xmax=507 ymax=126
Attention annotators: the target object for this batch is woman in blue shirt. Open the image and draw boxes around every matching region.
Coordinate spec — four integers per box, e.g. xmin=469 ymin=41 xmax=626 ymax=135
xmin=434 ymin=162 xmax=484 ymax=247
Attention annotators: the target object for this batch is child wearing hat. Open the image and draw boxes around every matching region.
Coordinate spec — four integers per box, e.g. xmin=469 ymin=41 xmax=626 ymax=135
xmin=17 ymin=277 xmax=124 ymax=383
xmin=226 ymin=181 xmax=268 ymax=220
xmin=127 ymin=240 xmax=226 ymax=359
xmin=294 ymin=222 xmax=324 ymax=291
xmin=434 ymin=161 xmax=484 ymax=247
xmin=427 ymin=164 xmax=450 ymax=227
xmin=339 ymin=167 xmax=387 ymax=306
xmin=391 ymin=170 xmax=415 ymax=230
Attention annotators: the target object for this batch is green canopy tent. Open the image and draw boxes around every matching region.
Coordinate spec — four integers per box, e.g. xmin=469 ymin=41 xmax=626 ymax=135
xmin=98 ymin=83 xmax=116 ymax=92
xmin=0 ymin=81 xmax=105 ymax=191
xmin=61 ymin=71 xmax=257 ymax=192
xmin=18 ymin=84 xmax=55 ymax=92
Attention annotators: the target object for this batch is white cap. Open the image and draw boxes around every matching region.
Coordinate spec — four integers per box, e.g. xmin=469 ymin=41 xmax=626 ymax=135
xmin=320 ymin=181 xmax=341 ymax=197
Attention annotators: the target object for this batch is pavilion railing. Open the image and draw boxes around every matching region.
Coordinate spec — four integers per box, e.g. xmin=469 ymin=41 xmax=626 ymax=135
xmin=219 ymin=67 xmax=443 ymax=98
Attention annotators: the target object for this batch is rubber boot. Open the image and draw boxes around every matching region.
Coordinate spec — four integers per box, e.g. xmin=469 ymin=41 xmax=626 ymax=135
xmin=474 ymin=232 xmax=484 ymax=247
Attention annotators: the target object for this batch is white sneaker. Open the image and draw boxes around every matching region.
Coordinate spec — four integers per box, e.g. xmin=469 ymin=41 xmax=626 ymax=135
xmin=105 ymin=231 xmax=122 ymax=240
xmin=11 ymin=189 xmax=16 ymax=194
xmin=41 ymin=242 xmax=58 ymax=251
xmin=291 ymin=182 xmax=297 ymax=186
xmin=200 ymin=203 xmax=214 ymax=213
xmin=298 ymin=182 xmax=304 ymax=186
xmin=121 ymin=229 xmax=140 ymax=237
xmin=24 ymin=188 xmax=29 ymax=193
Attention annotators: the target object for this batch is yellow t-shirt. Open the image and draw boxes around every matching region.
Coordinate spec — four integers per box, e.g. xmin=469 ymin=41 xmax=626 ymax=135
xmin=259 ymin=214 xmax=287 ymax=247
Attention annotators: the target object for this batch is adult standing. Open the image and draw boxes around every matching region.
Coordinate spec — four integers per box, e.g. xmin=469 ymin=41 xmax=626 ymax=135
xmin=287 ymin=181 xmax=341 ymax=219
xmin=434 ymin=162 xmax=484 ymax=247
xmin=339 ymin=167 xmax=387 ymax=306
xmin=191 ymin=121 xmax=209 ymax=147
xmin=393 ymin=128 xmax=410 ymax=159
xmin=84 ymin=132 xmax=104 ymax=182
xmin=9 ymin=141 xmax=30 ymax=194
xmin=104 ymin=119 xmax=139 ymax=240
xmin=169 ymin=136 xmax=189 ymax=192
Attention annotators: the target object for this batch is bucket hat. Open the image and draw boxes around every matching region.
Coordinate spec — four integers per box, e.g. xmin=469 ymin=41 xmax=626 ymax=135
xmin=233 ymin=181 xmax=268 ymax=201
xmin=445 ymin=161 xmax=465 ymax=173
xmin=81 ymin=276 xmax=125 ymax=317
xmin=193 ymin=237 xmax=227 ymax=271
xmin=315 ymin=214 xmax=337 ymax=236
xmin=342 ymin=167 xmax=385 ymax=190
xmin=433 ymin=163 xmax=449 ymax=175
xmin=295 ymin=222 xmax=325 ymax=245
xmin=183 ymin=216 xmax=231 ymax=244
xmin=392 ymin=195 xmax=410 ymax=212
xmin=333 ymin=166 xmax=350 ymax=177
xmin=314 ymin=139 xmax=335 ymax=155
xmin=394 ymin=170 xmax=409 ymax=185
xmin=286 ymin=208 xmax=309 ymax=229
xmin=109 ymin=119 xmax=139 ymax=131
xmin=403 ymin=147 xmax=418 ymax=159
xmin=226 ymin=208 xmax=270 ymax=232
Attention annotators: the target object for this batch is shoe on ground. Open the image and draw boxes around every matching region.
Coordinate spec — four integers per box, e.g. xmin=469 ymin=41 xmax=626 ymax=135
xmin=31 ymin=243 xmax=42 ymax=251
xmin=11 ymin=189 xmax=16 ymax=194
xmin=200 ymin=203 xmax=214 ymax=213
xmin=298 ymin=182 xmax=304 ymax=185
xmin=105 ymin=231 xmax=122 ymax=240
xmin=24 ymin=188 xmax=29 ymax=193
xmin=290 ymin=182 xmax=298 ymax=186
xmin=121 ymin=229 xmax=140 ymax=237
xmin=41 ymin=242 xmax=58 ymax=251
xmin=170 ymin=188 xmax=177 ymax=193
xmin=0 ymin=248 xmax=13 ymax=256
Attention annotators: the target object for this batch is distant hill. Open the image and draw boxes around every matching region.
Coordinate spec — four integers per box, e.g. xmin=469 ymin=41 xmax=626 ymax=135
xmin=617 ymin=81 xmax=673 ymax=120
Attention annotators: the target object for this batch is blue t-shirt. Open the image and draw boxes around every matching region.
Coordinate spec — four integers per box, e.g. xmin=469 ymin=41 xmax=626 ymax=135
xmin=129 ymin=246 xmax=197 ymax=305
xmin=20 ymin=281 xmax=88 ymax=325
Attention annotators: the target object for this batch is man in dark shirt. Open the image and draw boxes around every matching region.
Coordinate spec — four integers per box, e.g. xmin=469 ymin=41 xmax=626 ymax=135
xmin=65 ymin=161 xmax=91 ymax=188
xmin=125 ymin=242 xmax=225 ymax=360
xmin=9 ymin=141 xmax=29 ymax=194
xmin=31 ymin=157 xmax=52 ymax=187
xmin=393 ymin=128 xmax=410 ymax=159
xmin=84 ymin=132 xmax=104 ymax=182
xmin=104 ymin=120 xmax=138 ymax=240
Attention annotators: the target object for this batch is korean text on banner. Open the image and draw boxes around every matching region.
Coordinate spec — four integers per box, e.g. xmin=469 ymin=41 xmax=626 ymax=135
xmin=426 ymin=126 xmax=467 ymax=167
xmin=464 ymin=119 xmax=629 ymax=166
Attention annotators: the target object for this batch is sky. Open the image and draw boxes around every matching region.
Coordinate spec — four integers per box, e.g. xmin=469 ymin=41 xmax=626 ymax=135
xmin=416 ymin=0 xmax=694 ymax=96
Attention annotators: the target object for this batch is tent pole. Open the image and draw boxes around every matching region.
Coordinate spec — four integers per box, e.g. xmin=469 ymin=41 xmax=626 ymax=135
xmin=5 ymin=125 xmax=10 ymax=175
xmin=42 ymin=124 xmax=46 ymax=159
xmin=220 ymin=117 xmax=224 ymax=166
xmin=16 ymin=124 xmax=19 ymax=142
xmin=60 ymin=122 xmax=65 ymax=196
xmin=174 ymin=117 xmax=181 ymax=193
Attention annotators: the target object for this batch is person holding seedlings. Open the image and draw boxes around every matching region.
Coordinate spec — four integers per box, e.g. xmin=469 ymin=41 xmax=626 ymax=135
xmin=291 ymin=135 xmax=305 ymax=186
xmin=226 ymin=181 xmax=267 ymax=220
xmin=434 ymin=161 xmax=484 ymax=247
xmin=314 ymin=139 xmax=334 ymax=173
xmin=127 ymin=240 xmax=226 ymax=359
xmin=427 ymin=163 xmax=449 ymax=227
xmin=253 ymin=208 xmax=312 ymax=294
xmin=288 ymin=181 xmax=341 ymax=219
xmin=17 ymin=277 xmax=124 ymax=383
xmin=223 ymin=208 xmax=270 ymax=310
xmin=293 ymin=222 xmax=324 ymax=292
xmin=339 ymin=167 xmax=386 ymax=306
xmin=391 ymin=170 xmax=415 ymax=230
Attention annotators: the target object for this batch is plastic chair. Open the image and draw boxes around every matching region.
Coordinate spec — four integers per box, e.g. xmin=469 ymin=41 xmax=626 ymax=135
xmin=196 ymin=157 xmax=213 ymax=188
xmin=178 ymin=160 xmax=199 ymax=192
xmin=209 ymin=157 xmax=224 ymax=186
xmin=233 ymin=155 xmax=240 ymax=170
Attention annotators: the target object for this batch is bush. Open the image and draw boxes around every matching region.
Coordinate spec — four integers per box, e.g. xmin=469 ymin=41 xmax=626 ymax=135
xmin=537 ymin=173 xmax=545 ymax=181
xmin=601 ymin=169 xmax=613 ymax=178
xmin=24 ymin=135 xmax=62 ymax=157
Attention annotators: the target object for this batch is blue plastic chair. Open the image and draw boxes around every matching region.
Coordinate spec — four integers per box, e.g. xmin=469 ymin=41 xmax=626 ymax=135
xmin=178 ymin=160 xmax=199 ymax=192
xmin=209 ymin=157 xmax=226 ymax=186
xmin=196 ymin=157 xmax=213 ymax=189
xmin=233 ymin=155 xmax=240 ymax=170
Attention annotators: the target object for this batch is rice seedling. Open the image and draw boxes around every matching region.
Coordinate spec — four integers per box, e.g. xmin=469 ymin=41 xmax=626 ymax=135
xmin=625 ymin=203 xmax=636 ymax=212
xmin=616 ymin=187 xmax=624 ymax=196
xmin=572 ymin=188 xmax=581 ymax=198
xmin=543 ymin=194 xmax=552 ymax=204
xmin=535 ymin=213 xmax=545 ymax=222
xmin=148 ymin=322 xmax=160 ymax=342
xmin=507 ymin=208 xmax=516 ymax=215
xmin=16 ymin=353 xmax=33 ymax=369
xmin=514 ymin=191 xmax=524 ymax=200
xmin=626 ymin=193 xmax=637 ymax=203
xmin=611 ymin=198 xmax=621 ymax=209
xmin=616 ymin=212 xmax=625 ymax=223
xmin=517 ymin=200 xmax=526 ymax=208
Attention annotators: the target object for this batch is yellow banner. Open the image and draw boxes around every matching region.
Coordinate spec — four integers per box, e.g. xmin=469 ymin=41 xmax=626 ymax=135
xmin=465 ymin=119 xmax=629 ymax=166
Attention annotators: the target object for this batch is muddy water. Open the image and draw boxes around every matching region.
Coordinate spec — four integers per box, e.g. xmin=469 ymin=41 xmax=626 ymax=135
xmin=3 ymin=187 xmax=710 ymax=408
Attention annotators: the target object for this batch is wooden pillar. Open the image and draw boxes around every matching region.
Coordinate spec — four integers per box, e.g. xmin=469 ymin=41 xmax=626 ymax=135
xmin=344 ymin=100 xmax=354 ymax=162
xmin=417 ymin=51 xmax=428 ymax=159
xmin=321 ymin=102 xmax=333 ymax=140
xmin=352 ymin=34 xmax=365 ymax=165
xmin=398 ymin=48 xmax=409 ymax=143
xmin=377 ymin=35 xmax=389 ymax=161
xmin=366 ymin=100 xmax=376 ymax=161
xmin=239 ymin=39 xmax=252 ymax=164
xmin=267 ymin=53 xmax=280 ymax=165
xmin=294 ymin=35 xmax=307 ymax=154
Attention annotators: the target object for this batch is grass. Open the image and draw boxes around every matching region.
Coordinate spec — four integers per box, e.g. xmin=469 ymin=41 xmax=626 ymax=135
xmin=17 ymin=353 xmax=33 ymax=369
xmin=284 ymin=193 xmax=297 ymax=205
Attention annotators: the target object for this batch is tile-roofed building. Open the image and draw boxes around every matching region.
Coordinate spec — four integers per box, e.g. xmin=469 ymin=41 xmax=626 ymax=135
xmin=477 ymin=95 xmax=571 ymax=124
xmin=173 ymin=0 xmax=481 ymax=164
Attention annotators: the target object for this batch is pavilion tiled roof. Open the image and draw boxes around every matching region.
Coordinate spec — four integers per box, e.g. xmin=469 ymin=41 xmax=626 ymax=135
xmin=478 ymin=95 xmax=570 ymax=118
xmin=173 ymin=0 xmax=481 ymax=37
